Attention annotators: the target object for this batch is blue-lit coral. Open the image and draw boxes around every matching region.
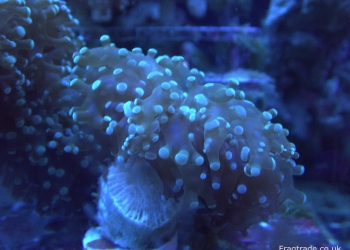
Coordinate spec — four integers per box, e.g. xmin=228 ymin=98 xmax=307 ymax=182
xmin=1 ymin=0 xmax=308 ymax=248
xmin=0 ymin=0 xmax=111 ymax=214
xmin=70 ymin=35 xmax=306 ymax=248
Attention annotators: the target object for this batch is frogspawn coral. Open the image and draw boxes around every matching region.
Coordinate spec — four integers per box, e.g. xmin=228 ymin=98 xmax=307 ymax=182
xmin=1 ymin=0 xmax=105 ymax=214
xmin=70 ymin=35 xmax=306 ymax=248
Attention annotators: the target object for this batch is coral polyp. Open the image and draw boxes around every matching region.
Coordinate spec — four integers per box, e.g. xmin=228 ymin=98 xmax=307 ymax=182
xmin=71 ymin=35 xmax=306 ymax=248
